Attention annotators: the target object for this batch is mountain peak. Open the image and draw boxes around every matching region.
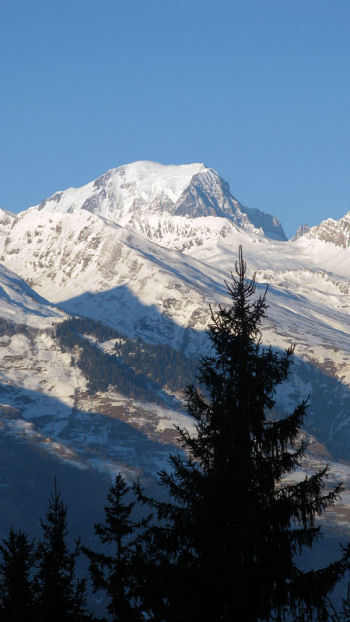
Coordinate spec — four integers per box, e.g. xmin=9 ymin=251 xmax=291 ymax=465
xmin=304 ymin=211 xmax=350 ymax=248
xmin=292 ymin=224 xmax=310 ymax=241
xmin=93 ymin=160 xmax=207 ymax=206
xmin=34 ymin=161 xmax=286 ymax=241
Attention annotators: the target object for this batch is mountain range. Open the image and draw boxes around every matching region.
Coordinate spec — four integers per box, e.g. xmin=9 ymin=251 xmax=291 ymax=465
xmin=1 ymin=160 xmax=350 ymax=537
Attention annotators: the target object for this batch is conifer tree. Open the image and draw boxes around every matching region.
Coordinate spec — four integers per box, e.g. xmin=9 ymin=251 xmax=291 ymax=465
xmin=83 ymin=473 xmax=144 ymax=622
xmin=136 ymin=246 xmax=349 ymax=622
xmin=0 ymin=528 xmax=36 ymax=621
xmin=36 ymin=482 xmax=88 ymax=622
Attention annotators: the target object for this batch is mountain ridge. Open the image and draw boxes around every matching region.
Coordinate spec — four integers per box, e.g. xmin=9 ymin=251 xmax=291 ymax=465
xmin=29 ymin=161 xmax=287 ymax=242
xmin=304 ymin=211 xmax=350 ymax=248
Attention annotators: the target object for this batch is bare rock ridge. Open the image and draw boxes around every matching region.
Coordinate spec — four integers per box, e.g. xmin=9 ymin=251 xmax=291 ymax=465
xmin=305 ymin=212 xmax=350 ymax=248
xmin=0 ymin=208 xmax=15 ymax=253
xmin=292 ymin=224 xmax=310 ymax=240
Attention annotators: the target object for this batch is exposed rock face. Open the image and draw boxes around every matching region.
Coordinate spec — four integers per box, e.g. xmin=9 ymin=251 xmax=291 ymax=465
xmin=305 ymin=212 xmax=350 ymax=248
xmin=0 ymin=207 xmax=15 ymax=254
xmin=239 ymin=204 xmax=287 ymax=241
xmin=292 ymin=224 xmax=310 ymax=240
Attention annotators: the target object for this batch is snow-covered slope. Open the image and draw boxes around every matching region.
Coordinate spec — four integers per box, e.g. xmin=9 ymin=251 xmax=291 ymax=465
xmin=0 ymin=252 xmax=194 ymax=495
xmin=0 ymin=262 xmax=64 ymax=327
xmin=2 ymin=202 xmax=350 ymax=395
xmin=0 ymin=260 xmax=195 ymax=482
xmin=1 ymin=208 xmax=219 ymax=352
xmin=33 ymin=161 xmax=287 ymax=241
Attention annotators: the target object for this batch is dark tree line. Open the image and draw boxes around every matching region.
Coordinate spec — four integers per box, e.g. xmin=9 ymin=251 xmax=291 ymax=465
xmin=114 ymin=338 xmax=198 ymax=393
xmin=55 ymin=317 xmax=197 ymax=403
xmin=2 ymin=248 xmax=350 ymax=620
xmin=56 ymin=320 xmax=164 ymax=403
xmin=57 ymin=317 xmax=119 ymax=343
xmin=0 ymin=318 xmax=32 ymax=338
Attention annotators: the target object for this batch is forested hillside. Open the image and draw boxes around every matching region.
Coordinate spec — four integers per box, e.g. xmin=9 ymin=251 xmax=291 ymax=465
xmin=55 ymin=316 xmax=198 ymax=404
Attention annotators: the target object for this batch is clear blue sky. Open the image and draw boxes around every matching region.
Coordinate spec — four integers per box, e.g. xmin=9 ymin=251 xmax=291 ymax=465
xmin=1 ymin=0 xmax=349 ymax=238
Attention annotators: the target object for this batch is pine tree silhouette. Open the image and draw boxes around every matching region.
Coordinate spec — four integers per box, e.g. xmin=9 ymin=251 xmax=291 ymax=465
xmin=83 ymin=473 xmax=145 ymax=622
xmin=36 ymin=480 xmax=88 ymax=621
xmin=135 ymin=246 xmax=350 ymax=622
xmin=0 ymin=528 xmax=36 ymax=621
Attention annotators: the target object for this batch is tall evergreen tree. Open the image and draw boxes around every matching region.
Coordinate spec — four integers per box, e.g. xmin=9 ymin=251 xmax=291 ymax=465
xmin=0 ymin=528 xmax=36 ymax=621
xmin=36 ymin=482 xmax=88 ymax=622
xmin=136 ymin=246 xmax=349 ymax=622
xmin=83 ymin=473 xmax=144 ymax=622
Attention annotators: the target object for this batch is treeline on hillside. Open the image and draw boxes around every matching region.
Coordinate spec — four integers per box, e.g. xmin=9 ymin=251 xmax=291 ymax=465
xmin=56 ymin=320 xmax=162 ymax=404
xmin=57 ymin=317 xmax=119 ymax=342
xmin=114 ymin=339 xmax=198 ymax=393
xmin=55 ymin=317 xmax=198 ymax=399
xmin=0 ymin=318 xmax=31 ymax=338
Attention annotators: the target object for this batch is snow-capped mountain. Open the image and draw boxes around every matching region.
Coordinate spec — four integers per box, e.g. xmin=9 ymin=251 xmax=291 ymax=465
xmin=1 ymin=161 xmax=349 ymax=382
xmin=34 ymin=161 xmax=287 ymax=242
xmin=1 ymin=160 xmax=350 ymax=534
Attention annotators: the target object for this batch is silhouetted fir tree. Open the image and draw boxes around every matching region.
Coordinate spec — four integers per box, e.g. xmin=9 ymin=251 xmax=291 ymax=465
xmin=135 ymin=246 xmax=349 ymax=622
xmin=83 ymin=473 xmax=145 ymax=622
xmin=0 ymin=528 xmax=36 ymax=621
xmin=36 ymin=482 xmax=89 ymax=622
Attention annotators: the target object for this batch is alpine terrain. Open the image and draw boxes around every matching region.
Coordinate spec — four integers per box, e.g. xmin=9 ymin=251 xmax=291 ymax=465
xmin=1 ymin=161 xmax=350 ymax=535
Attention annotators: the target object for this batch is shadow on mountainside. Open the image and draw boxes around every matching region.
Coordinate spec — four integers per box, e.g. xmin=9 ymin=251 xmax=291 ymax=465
xmin=0 ymin=422 xmax=110 ymax=542
xmin=0 ymin=381 xmax=179 ymax=504
xmin=282 ymin=356 xmax=350 ymax=462
xmin=0 ymin=283 xmax=59 ymax=319
xmin=58 ymin=283 xmax=209 ymax=355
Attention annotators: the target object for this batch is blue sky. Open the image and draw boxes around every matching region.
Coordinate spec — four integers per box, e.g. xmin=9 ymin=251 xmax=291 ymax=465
xmin=0 ymin=0 xmax=349 ymax=238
